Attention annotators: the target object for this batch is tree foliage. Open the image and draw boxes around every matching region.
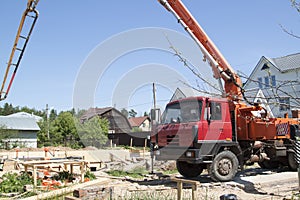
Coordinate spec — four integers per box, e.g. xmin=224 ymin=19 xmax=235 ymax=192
xmin=144 ymin=111 xmax=149 ymax=117
xmin=129 ymin=109 xmax=137 ymax=117
xmin=0 ymin=103 xmax=109 ymax=149
xmin=0 ymin=103 xmax=45 ymax=117
xmin=37 ymin=120 xmax=49 ymax=146
xmin=121 ymin=108 xmax=128 ymax=118
xmin=50 ymin=112 xmax=82 ymax=148
xmin=37 ymin=111 xmax=83 ymax=148
xmin=0 ymin=125 xmax=19 ymax=149
xmin=291 ymin=0 xmax=300 ymax=12
xmin=76 ymin=116 xmax=109 ymax=148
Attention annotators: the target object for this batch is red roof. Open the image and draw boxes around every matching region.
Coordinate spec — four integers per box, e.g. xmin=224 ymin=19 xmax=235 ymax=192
xmin=128 ymin=116 xmax=150 ymax=127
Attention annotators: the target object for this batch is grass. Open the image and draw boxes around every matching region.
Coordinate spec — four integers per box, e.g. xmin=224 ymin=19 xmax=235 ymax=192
xmin=163 ymin=169 xmax=178 ymax=175
xmin=107 ymin=166 xmax=148 ymax=179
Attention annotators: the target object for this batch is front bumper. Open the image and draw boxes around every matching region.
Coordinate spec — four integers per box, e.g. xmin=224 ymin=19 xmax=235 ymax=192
xmin=154 ymin=147 xmax=209 ymax=163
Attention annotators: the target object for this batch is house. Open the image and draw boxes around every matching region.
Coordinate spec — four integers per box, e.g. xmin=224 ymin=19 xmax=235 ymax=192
xmin=243 ymin=53 xmax=300 ymax=117
xmin=128 ymin=116 xmax=151 ymax=132
xmin=0 ymin=114 xmax=40 ymax=148
xmin=8 ymin=112 xmax=43 ymax=122
xmin=170 ymin=87 xmax=222 ymax=102
xmin=80 ymin=107 xmax=132 ymax=133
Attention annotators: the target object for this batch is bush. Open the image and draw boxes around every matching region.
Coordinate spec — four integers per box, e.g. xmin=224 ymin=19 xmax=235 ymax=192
xmin=0 ymin=172 xmax=34 ymax=194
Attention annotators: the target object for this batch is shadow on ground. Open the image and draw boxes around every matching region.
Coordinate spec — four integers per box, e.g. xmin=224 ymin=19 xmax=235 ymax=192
xmin=129 ymin=165 xmax=294 ymax=197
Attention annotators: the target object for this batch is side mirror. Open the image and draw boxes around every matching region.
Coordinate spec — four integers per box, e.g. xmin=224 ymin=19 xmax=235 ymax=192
xmin=150 ymin=108 xmax=161 ymax=124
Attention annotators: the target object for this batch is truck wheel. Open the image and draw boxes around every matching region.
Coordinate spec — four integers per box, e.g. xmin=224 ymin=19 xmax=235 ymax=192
xmin=288 ymin=152 xmax=298 ymax=171
xmin=176 ymin=161 xmax=203 ymax=178
xmin=209 ymin=151 xmax=238 ymax=182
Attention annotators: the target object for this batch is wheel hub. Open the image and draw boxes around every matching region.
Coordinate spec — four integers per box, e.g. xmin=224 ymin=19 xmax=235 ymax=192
xmin=218 ymin=158 xmax=232 ymax=175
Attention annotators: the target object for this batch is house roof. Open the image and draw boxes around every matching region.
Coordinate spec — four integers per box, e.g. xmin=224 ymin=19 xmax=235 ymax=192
xmin=0 ymin=116 xmax=40 ymax=131
xmin=244 ymin=52 xmax=300 ymax=88
xmin=268 ymin=53 xmax=300 ymax=72
xmin=8 ymin=112 xmax=43 ymax=122
xmin=80 ymin=107 xmax=113 ymax=121
xmin=170 ymin=88 xmax=186 ymax=102
xmin=80 ymin=107 xmax=132 ymax=133
xmin=128 ymin=116 xmax=150 ymax=127
xmin=170 ymin=87 xmax=222 ymax=102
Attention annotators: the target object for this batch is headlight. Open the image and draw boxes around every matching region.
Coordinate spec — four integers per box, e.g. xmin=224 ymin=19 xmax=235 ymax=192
xmin=155 ymin=150 xmax=160 ymax=156
xmin=185 ymin=151 xmax=195 ymax=158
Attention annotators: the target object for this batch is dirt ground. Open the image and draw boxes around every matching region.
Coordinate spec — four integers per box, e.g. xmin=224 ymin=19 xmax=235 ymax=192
xmin=94 ymin=166 xmax=300 ymax=200
xmin=1 ymin=148 xmax=300 ymax=199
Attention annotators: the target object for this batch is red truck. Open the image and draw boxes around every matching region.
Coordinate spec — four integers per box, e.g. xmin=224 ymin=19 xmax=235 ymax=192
xmin=151 ymin=0 xmax=300 ymax=181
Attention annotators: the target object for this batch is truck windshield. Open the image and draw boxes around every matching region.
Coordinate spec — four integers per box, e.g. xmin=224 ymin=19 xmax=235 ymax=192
xmin=161 ymin=100 xmax=202 ymax=124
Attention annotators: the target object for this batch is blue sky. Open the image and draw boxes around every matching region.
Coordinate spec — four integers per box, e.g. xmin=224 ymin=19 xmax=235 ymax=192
xmin=0 ymin=1 xmax=299 ymax=115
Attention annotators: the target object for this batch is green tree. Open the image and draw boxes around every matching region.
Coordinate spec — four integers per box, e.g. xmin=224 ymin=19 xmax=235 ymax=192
xmin=37 ymin=120 xmax=52 ymax=147
xmin=51 ymin=112 xmax=81 ymax=148
xmin=49 ymin=109 xmax=57 ymax=121
xmin=76 ymin=116 xmax=109 ymax=148
xmin=0 ymin=103 xmax=45 ymax=117
xmin=0 ymin=103 xmax=14 ymax=115
xmin=143 ymin=111 xmax=149 ymax=117
xmin=37 ymin=109 xmax=57 ymax=147
xmin=73 ymin=108 xmax=87 ymax=118
xmin=121 ymin=108 xmax=128 ymax=118
xmin=20 ymin=106 xmax=34 ymax=115
xmin=0 ymin=125 xmax=18 ymax=149
xmin=291 ymin=0 xmax=300 ymax=12
xmin=129 ymin=109 xmax=137 ymax=118
xmin=132 ymin=127 xmax=142 ymax=132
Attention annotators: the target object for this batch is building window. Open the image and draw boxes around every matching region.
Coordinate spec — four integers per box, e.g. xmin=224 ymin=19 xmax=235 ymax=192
xmin=271 ymin=75 xmax=276 ymax=87
xmin=258 ymin=77 xmax=263 ymax=89
xmin=264 ymin=76 xmax=270 ymax=88
xmin=279 ymin=97 xmax=290 ymax=111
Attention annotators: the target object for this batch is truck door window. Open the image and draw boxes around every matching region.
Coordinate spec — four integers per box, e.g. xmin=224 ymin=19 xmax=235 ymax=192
xmin=161 ymin=104 xmax=181 ymax=124
xmin=210 ymin=102 xmax=222 ymax=120
xmin=162 ymin=100 xmax=202 ymax=124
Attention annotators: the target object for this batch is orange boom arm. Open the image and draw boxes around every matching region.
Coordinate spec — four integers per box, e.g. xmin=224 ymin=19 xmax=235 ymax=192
xmin=159 ymin=0 xmax=243 ymax=102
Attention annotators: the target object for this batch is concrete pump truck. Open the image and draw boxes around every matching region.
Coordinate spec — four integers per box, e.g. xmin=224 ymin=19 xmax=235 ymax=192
xmin=0 ymin=0 xmax=39 ymax=101
xmin=151 ymin=0 xmax=300 ymax=181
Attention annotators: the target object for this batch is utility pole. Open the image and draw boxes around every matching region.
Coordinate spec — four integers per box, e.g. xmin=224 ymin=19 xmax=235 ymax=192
xmin=46 ymin=104 xmax=50 ymax=139
xmin=149 ymin=83 xmax=157 ymax=174
xmin=153 ymin=82 xmax=157 ymax=109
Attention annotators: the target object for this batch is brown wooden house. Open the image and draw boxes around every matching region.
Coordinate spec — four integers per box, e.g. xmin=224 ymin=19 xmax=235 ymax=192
xmin=80 ymin=107 xmax=131 ymax=133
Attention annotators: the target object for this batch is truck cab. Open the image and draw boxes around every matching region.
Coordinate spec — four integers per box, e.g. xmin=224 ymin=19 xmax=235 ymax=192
xmin=153 ymin=96 xmax=233 ymax=146
xmin=151 ymin=96 xmax=242 ymax=181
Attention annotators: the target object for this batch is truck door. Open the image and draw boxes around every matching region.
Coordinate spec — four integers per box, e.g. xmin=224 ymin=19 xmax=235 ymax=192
xmin=200 ymin=101 xmax=230 ymax=141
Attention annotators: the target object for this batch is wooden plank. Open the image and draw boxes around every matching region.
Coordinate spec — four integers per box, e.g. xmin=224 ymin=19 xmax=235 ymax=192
xmin=177 ymin=181 xmax=183 ymax=200
xmin=171 ymin=177 xmax=199 ymax=185
xmin=64 ymin=196 xmax=81 ymax=200
xmin=33 ymin=166 xmax=37 ymax=187
xmin=171 ymin=178 xmax=200 ymax=200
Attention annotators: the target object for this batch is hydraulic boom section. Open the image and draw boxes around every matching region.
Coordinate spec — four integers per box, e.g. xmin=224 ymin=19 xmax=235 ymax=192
xmin=0 ymin=0 xmax=40 ymax=100
xmin=158 ymin=0 xmax=243 ymax=103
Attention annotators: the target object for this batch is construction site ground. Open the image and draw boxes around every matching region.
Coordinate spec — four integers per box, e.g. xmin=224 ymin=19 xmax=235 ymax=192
xmin=0 ymin=147 xmax=300 ymax=199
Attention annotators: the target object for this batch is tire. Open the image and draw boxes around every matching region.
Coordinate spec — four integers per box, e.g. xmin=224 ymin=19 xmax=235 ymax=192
xmin=209 ymin=151 xmax=239 ymax=182
xmin=176 ymin=161 xmax=203 ymax=178
xmin=288 ymin=152 xmax=298 ymax=171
